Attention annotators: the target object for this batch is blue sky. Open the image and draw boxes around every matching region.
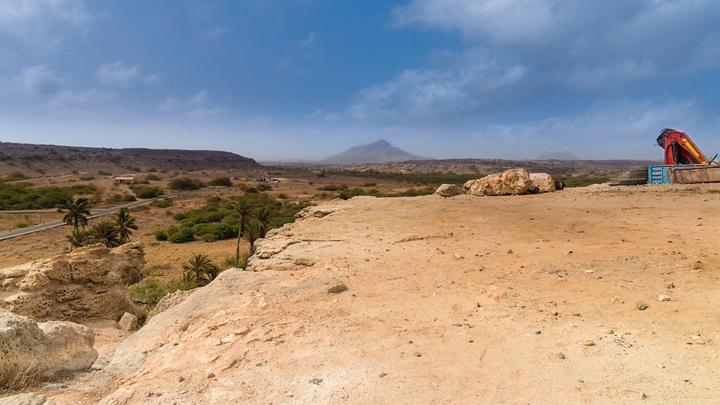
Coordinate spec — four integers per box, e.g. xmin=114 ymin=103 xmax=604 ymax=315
xmin=1 ymin=0 xmax=719 ymax=161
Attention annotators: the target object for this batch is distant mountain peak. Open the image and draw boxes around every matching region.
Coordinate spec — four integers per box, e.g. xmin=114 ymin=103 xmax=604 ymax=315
xmin=537 ymin=151 xmax=579 ymax=160
xmin=321 ymin=140 xmax=425 ymax=164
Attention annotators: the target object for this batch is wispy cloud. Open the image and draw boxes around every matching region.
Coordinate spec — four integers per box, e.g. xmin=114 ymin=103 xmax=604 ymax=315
xmin=158 ymin=90 xmax=227 ymax=120
xmin=96 ymin=62 xmax=141 ymax=87
xmin=0 ymin=0 xmax=91 ymax=61
xmin=298 ymin=32 xmax=316 ymax=48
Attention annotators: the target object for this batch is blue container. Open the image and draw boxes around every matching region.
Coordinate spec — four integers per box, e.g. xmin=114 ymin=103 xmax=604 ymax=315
xmin=648 ymin=164 xmax=701 ymax=184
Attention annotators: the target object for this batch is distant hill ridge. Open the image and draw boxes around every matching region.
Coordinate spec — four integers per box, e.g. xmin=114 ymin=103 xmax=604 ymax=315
xmin=0 ymin=141 xmax=260 ymax=176
xmin=321 ymin=140 xmax=425 ymax=164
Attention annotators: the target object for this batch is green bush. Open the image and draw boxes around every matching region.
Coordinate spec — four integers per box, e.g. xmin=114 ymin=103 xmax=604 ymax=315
xmin=168 ymin=227 xmax=195 ymax=243
xmin=208 ymin=177 xmax=232 ymax=187
xmin=145 ymin=174 xmax=162 ymax=181
xmin=130 ymin=185 xmax=162 ymax=198
xmin=154 ymin=230 xmax=168 ymax=241
xmin=168 ymin=177 xmax=205 ymax=191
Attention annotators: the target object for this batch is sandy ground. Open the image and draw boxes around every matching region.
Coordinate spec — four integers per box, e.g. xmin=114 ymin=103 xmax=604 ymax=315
xmin=15 ymin=182 xmax=716 ymax=404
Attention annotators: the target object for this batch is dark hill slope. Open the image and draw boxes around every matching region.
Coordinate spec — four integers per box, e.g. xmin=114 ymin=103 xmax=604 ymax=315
xmin=321 ymin=140 xmax=424 ymax=164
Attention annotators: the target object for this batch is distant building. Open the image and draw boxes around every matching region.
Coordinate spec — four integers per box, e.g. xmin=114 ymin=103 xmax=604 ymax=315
xmin=114 ymin=176 xmax=137 ymax=184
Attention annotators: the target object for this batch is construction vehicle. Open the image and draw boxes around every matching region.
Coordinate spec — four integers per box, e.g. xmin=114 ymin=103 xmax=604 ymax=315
xmin=655 ymin=128 xmax=710 ymax=165
xmin=650 ymin=129 xmax=719 ymax=184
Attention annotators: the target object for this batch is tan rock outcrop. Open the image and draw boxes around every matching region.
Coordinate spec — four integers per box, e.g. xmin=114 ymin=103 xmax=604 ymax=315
xmin=529 ymin=173 xmax=556 ymax=193
xmin=0 ymin=243 xmax=145 ymax=322
xmin=0 ymin=310 xmax=97 ymax=387
xmin=463 ymin=168 xmax=532 ymax=196
xmin=435 ymin=184 xmax=464 ymax=197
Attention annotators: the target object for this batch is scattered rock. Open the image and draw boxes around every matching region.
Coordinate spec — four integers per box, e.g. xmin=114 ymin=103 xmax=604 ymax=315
xmin=658 ymin=295 xmax=671 ymax=302
xmin=463 ymin=168 xmax=533 ymax=196
xmin=529 ymin=173 xmax=556 ymax=193
xmin=379 ymin=373 xmax=387 ymax=378
xmin=557 ymin=352 xmax=565 ymax=359
xmin=0 ymin=393 xmax=49 ymax=405
xmin=0 ymin=310 xmax=97 ymax=387
xmin=486 ymin=286 xmax=508 ymax=300
xmin=309 ymin=378 xmax=323 ymax=385
xmin=414 ymin=351 xmax=422 ymax=357
xmin=640 ymin=392 xmax=647 ymax=400
xmin=453 ymin=253 xmax=464 ymax=259
xmin=636 ymin=301 xmax=649 ymax=310
xmin=43 ymin=383 xmax=68 ymax=390
xmin=434 ymin=184 xmax=465 ymax=197
xmin=118 ymin=312 xmax=139 ymax=332
xmin=582 ymin=339 xmax=595 ymax=346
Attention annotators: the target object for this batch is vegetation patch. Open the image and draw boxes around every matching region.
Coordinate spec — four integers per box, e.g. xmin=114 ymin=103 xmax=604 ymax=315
xmin=322 ymin=170 xmax=483 ymax=186
xmin=552 ymin=174 xmax=611 ymax=188
xmin=130 ymin=185 xmax=162 ymax=199
xmin=157 ymin=192 xmax=310 ymax=244
xmin=0 ymin=183 xmax=97 ymax=210
xmin=168 ymin=177 xmax=205 ymax=191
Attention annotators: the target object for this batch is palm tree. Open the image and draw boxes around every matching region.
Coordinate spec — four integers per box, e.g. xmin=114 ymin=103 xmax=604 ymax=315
xmin=254 ymin=206 xmax=273 ymax=239
xmin=113 ymin=208 xmax=138 ymax=244
xmin=244 ymin=224 xmax=259 ymax=256
xmin=231 ymin=199 xmax=254 ymax=267
xmin=66 ymin=230 xmax=89 ymax=251
xmin=62 ymin=198 xmax=91 ymax=232
xmin=88 ymin=221 xmax=121 ymax=248
xmin=182 ymin=254 xmax=218 ymax=286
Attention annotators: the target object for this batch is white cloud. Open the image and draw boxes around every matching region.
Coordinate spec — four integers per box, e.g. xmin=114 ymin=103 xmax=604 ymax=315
xmin=96 ymin=62 xmax=140 ymax=87
xmin=0 ymin=0 xmax=91 ymax=59
xmin=393 ymin=0 xmax=720 ymax=93
xmin=350 ymin=52 xmax=526 ymax=123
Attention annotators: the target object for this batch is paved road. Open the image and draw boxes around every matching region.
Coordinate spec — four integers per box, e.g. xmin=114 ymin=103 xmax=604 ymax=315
xmin=0 ymin=193 xmax=183 ymax=241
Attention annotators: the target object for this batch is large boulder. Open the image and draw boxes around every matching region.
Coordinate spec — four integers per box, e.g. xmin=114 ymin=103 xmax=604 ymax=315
xmin=435 ymin=184 xmax=464 ymax=197
xmin=463 ymin=168 xmax=532 ymax=196
xmin=0 ymin=243 xmax=145 ymax=322
xmin=0 ymin=310 xmax=97 ymax=387
xmin=529 ymin=173 xmax=556 ymax=193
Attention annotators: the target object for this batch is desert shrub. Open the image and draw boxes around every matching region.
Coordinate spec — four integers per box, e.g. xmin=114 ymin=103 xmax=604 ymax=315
xmin=79 ymin=176 xmax=95 ymax=181
xmin=16 ymin=223 xmax=33 ymax=229
xmin=256 ymin=184 xmax=272 ymax=191
xmin=154 ymin=230 xmax=168 ymax=241
xmin=130 ymin=185 xmax=161 ymax=199
xmin=277 ymin=193 xmax=288 ymax=199
xmin=168 ymin=177 xmax=205 ymax=191
xmin=149 ymin=198 xmax=174 ymax=208
xmin=168 ymin=226 xmax=195 ymax=243
xmin=552 ymin=174 xmax=610 ymax=188
xmin=145 ymin=174 xmax=162 ymax=181
xmin=4 ymin=172 xmax=28 ymax=181
xmin=105 ymin=194 xmax=124 ymax=204
xmin=318 ymin=184 xmax=348 ymax=191
xmin=208 ymin=177 xmax=232 ymax=187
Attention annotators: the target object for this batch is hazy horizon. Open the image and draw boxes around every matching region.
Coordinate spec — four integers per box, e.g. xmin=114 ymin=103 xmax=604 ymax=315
xmin=1 ymin=1 xmax=719 ymax=162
